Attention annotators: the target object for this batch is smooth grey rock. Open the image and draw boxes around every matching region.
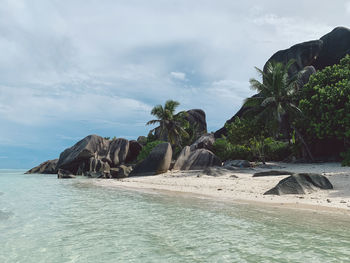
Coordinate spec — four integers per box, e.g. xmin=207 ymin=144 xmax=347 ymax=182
xmin=130 ymin=143 xmax=172 ymax=176
xmin=106 ymin=138 xmax=129 ymax=167
xmin=25 ymin=159 xmax=58 ymax=174
xmin=253 ymin=170 xmax=295 ymax=177
xmin=224 ymin=160 xmax=251 ymax=168
xmin=173 ymin=146 xmax=221 ymax=170
xmin=264 ymin=173 xmax=333 ymax=195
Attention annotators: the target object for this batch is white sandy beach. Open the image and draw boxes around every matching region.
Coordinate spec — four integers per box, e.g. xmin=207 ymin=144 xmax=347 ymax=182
xmin=94 ymin=162 xmax=350 ymax=213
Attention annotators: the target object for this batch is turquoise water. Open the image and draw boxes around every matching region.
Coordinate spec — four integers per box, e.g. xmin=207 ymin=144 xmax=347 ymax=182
xmin=1 ymin=170 xmax=350 ymax=263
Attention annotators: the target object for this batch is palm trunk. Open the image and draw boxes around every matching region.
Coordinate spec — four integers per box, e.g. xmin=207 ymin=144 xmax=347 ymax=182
xmin=291 ymin=124 xmax=314 ymax=162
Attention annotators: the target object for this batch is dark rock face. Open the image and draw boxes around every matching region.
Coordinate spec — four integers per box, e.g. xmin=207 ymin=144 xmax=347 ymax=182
xmin=56 ymin=135 xmax=132 ymax=175
xmin=57 ymin=135 xmax=108 ymax=173
xmin=130 ymin=143 xmax=172 ymax=176
xmin=190 ymin=133 xmax=215 ymax=152
xmin=125 ymin=140 xmax=142 ymax=163
xmin=264 ymin=173 xmax=333 ymax=195
xmin=186 ymin=109 xmax=207 ymax=136
xmin=253 ymin=170 xmax=294 ymax=177
xmin=214 ymin=27 xmax=350 ymax=139
xmin=25 ymin=159 xmax=58 ymax=174
xmin=57 ymin=169 xmax=76 ymax=179
xmin=264 ymin=40 xmax=323 ymax=76
xmin=137 ymin=136 xmax=147 ymax=146
xmin=173 ymin=146 xmax=221 ymax=170
xmin=314 ymin=27 xmax=350 ymax=70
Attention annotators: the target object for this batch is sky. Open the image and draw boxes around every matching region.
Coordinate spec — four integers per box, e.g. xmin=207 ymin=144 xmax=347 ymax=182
xmin=0 ymin=0 xmax=349 ymax=168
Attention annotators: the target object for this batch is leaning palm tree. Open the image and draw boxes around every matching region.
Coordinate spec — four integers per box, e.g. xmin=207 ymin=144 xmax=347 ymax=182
xmin=244 ymin=60 xmax=314 ymax=161
xmin=146 ymin=100 xmax=189 ymax=146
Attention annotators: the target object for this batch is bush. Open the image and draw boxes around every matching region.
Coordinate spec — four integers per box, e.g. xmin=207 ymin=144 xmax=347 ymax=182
xmin=264 ymin=137 xmax=291 ymax=161
xmin=298 ymin=55 xmax=350 ymax=144
xmin=137 ymin=140 xmax=165 ymax=161
xmin=340 ymin=149 xmax=350 ymax=166
xmin=213 ymin=137 xmax=291 ymax=162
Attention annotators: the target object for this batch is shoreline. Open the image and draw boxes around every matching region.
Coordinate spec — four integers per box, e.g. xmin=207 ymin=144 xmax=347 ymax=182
xmin=93 ymin=162 xmax=350 ymax=215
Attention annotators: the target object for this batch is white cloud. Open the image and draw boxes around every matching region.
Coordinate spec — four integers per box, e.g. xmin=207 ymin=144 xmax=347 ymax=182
xmin=170 ymin=71 xmax=187 ymax=81
xmin=346 ymin=2 xmax=350 ymax=13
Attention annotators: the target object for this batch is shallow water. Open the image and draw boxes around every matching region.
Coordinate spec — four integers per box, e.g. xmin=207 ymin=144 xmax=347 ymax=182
xmin=1 ymin=170 xmax=350 ymax=263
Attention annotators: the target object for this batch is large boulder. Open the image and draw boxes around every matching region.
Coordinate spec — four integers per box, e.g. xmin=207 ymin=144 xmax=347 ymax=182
xmin=56 ymin=135 xmax=131 ymax=175
xmin=185 ymin=109 xmax=207 ymax=137
xmin=56 ymin=135 xmax=108 ymax=173
xmin=173 ymin=146 xmax=221 ymax=170
xmin=264 ymin=40 xmax=323 ymax=76
xmin=105 ymin=138 xmax=129 ymax=167
xmin=125 ymin=140 xmax=142 ymax=163
xmin=264 ymin=173 xmax=333 ymax=195
xmin=130 ymin=142 xmax=172 ymax=176
xmin=314 ymin=27 xmax=350 ymax=70
xmin=25 ymin=159 xmax=58 ymax=174
xmin=190 ymin=133 xmax=215 ymax=151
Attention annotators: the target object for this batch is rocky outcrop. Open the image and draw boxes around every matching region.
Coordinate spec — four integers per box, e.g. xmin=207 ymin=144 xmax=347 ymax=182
xmin=264 ymin=173 xmax=333 ymax=195
xmin=55 ymin=135 xmax=133 ymax=176
xmin=137 ymin=136 xmax=147 ymax=146
xmin=130 ymin=143 xmax=172 ymax=176
xmin=173 ymin=146 xmax=221 ymax=170
xmin=215 ymin=26 xmax=350 ymax=139
xmin=185 ymin=109 xmax=207 ymax=136
xmin=190 ymin=133 xmax=215 ymax=151
xmin=25 ymin=159 xmax=58 ymax=174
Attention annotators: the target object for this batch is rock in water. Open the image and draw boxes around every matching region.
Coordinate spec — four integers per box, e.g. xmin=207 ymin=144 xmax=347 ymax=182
xmin=57 ymin=135 xmax=108 ymax=173
xmin=130 ymin=143 xmax=172 ymax=176
xmin=264 ymin=173 xmax=333 ymax=195
xmin=57 ymin=169 xmax=76 ymax=179
xmin=173 ymin=146 xmax=221 ymax=170
xmin=25 ymin=159 xmax=58 ymax=174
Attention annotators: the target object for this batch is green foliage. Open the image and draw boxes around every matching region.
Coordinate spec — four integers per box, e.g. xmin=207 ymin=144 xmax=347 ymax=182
xmin=298 ymin=55 xmax=350 ymax=144
xmin=213 ymin=137 xmax=291 ymax=162
xmin=225 ymin=117 xmax=268 ymax=145
xmin=340 ymin=149 xmax=350 ymax=166
xmin=137 ymin=140 xmax=165 ymax=162
xmin=104 ymin=137 xmax=110 ymax=140
xmin=146 ymin=100 xmax=189 ymax=146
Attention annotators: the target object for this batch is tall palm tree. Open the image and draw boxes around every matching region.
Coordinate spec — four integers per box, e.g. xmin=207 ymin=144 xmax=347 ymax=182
xmin=146 ymin=100 xmax=189 ymax=146
xmin=244 ymin=60 xmax=314 ymax=161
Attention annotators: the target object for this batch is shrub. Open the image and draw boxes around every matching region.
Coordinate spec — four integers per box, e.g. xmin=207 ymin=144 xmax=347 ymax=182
xmin=340 ymin=149 xmax=350 ymax=166
xmin=137 ymin=140 xmax=165 ymax=161
xmin=298 ymin=55 xmax=350 ymax=144
xmin=264 ymin=137 xmax=291 ymax=161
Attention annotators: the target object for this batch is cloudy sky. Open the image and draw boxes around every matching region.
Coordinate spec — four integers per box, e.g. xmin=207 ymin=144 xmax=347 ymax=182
xmin=0 ymin=0 xmax=349 ymax=168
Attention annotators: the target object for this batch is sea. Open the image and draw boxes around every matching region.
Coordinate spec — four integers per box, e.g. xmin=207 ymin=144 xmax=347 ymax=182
xmin=1 ymin=170 xmax=350 ymax=263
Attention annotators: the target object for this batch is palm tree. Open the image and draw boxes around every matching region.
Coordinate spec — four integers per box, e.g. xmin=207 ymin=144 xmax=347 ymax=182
xmin=244 ymin=60 xmax=314 ymax=161
xmin=146 ymin=100 xmax=189 ymax=146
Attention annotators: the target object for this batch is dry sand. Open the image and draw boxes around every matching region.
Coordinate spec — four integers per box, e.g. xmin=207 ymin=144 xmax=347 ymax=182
xmin=94 ymin=162 xmax=350 ymax=214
